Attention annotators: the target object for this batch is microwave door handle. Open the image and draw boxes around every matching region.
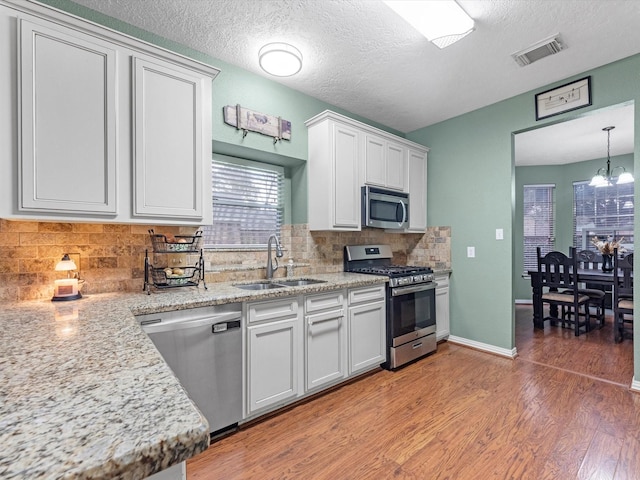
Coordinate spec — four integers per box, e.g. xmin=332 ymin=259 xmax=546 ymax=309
xmin=398 ymin=200 xmax=407 ymax=227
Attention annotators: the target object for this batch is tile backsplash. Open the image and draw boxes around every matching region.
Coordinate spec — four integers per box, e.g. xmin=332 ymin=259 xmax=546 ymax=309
xmin=0 ymin=219 xmax=450 ymax=302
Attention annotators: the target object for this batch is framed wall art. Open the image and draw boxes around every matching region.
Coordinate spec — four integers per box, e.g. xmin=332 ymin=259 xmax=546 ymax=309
xmin=535 ymin=76 xmax=591 ymax=121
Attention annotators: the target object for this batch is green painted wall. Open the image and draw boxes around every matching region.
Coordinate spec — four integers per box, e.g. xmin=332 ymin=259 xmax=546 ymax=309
xmin=513 ymin=154 xmax=634 ymax=300
xmin=34 ymin=0 xmax=640 ymax=379
xmin=407 ymin=56 xmax=639 ymax=376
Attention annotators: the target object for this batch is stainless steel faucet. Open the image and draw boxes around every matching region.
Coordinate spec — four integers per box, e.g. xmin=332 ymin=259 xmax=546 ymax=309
xmin=266 ymin=234 xmax=283 ymax=279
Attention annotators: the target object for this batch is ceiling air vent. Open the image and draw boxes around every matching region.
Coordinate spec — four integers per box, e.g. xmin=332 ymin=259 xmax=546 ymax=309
xmin=512 ymin=34 xmax=564 ymax=67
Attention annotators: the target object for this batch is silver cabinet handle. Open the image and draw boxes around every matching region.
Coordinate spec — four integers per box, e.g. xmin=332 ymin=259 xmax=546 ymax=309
xmin=307 ymin=309 xmax=344 ymax=326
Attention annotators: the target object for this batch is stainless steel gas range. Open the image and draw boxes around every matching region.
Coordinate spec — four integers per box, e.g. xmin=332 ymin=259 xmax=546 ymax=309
xmin=344 ymin=245 xmax=437 ymax=370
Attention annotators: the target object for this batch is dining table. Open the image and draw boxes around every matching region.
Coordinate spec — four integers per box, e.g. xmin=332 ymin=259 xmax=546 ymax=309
xmin=528 ymin=268 xmax=617 ymax=329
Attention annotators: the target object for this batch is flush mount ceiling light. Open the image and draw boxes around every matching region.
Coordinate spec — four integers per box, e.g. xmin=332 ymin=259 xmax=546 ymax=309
xmin=258 ymin=42 xmax=302 ymax=77
xmin=382 ymin=0 xmax=475 ymax=49
xmin=589 ymin=126 xmax=634 ymax=187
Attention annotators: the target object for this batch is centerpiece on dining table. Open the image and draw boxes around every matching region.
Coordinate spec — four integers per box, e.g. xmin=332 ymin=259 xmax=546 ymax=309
xmin=591 ymin=236 xmax=625 ymax=272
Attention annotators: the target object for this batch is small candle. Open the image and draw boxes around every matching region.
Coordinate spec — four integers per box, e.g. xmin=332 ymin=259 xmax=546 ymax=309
xmin=54 ymin=278 xmax=78 ymax=298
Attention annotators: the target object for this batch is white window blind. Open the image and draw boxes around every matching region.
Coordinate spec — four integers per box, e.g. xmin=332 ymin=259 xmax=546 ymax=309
xmin=523 ymin=184 xmax=555 ymax=272
xmin=573 ymin=180 xmax=634 ymax=251
xmin=203 ymin=160 xmax=284 ymax=248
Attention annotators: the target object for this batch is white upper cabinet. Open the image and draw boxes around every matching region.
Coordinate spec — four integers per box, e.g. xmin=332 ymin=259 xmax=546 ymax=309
xmin=306 ymin=114 xmax=361 ymax=231
xmin=405 ymin=148 xmax=428 ymax=232
xmin=364 ymin=134 xmax=406 ymax=191
xmin=132 ymin=57 xmax=205 ymax=219
xmin=18 ymin=19 xmax=117 ymax=215
xmin=306 ymin=110 xmax=428 ymax=232
xmin=0 ymin=1 xmax=219 ymax=224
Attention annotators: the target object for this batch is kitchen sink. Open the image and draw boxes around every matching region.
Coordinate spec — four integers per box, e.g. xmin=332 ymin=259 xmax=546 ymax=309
xmin=234 ymin=282 xmax=287 ymax=291
xmin=233 ymin=279 xmax=328 ymax=290
xmin=274 ymin=279 xmax=328 ymax=287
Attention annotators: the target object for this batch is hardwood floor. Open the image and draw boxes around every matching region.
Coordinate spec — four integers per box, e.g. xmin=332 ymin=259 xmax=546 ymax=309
xmin=187 ymin=305 xmax=637 ymax=479
xmin=515 ymin=304 xmax=634 ymax=387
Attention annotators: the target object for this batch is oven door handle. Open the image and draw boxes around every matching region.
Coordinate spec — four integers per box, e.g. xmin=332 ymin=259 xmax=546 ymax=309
xmin=391 ymin=282 xmax=437 ymax=296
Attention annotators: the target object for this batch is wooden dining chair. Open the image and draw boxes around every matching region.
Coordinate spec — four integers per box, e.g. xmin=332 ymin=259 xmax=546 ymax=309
xmin=565 ymin=248 xmax=607 ymax=329
xmin=537 ymin=247 xmax=591 ymax=336
xmin=613 ymin=249 xmax=633 ymax=343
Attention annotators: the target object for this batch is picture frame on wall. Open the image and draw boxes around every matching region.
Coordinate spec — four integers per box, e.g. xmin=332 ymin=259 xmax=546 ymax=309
xmin=535 ymin=76 xmax=592 ymax=121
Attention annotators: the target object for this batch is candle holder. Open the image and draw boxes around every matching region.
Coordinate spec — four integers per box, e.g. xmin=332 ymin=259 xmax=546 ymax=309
xmin=52 ymin=253 xmax=82 ymax=302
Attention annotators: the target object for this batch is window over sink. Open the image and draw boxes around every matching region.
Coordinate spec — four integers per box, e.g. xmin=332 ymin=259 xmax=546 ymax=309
xmin=202 ymin=156 xmax=284 ymax=248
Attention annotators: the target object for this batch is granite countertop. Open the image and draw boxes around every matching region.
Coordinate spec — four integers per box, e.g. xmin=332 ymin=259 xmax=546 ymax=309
xmin=0 ymin=272 xmax=385 ymax=479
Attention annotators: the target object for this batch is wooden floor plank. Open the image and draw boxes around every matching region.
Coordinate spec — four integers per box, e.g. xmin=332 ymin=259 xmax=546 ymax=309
xmin=578 ymin=429 xmax=621 ymax=480
xmin=187 ymin=305 xmax=636 ymax=479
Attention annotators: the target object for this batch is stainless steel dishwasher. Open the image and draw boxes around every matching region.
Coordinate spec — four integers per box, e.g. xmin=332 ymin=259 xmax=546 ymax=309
xmin=136 ymin=303 xmax=242 ymax=434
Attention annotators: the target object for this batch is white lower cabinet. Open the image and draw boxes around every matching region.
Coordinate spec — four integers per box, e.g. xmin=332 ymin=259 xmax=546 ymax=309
xmin=435 ymin=273 xmax=450 ymax=341
xmin=304 ymin=290 xmax=347 ymax=392
xmin=244 ymin=284 xmax=386 ymax=421
xmin=347 ymin=285 xmax=386 ymax=374
xmin=246 ymin=297 xmax=302 ymax=415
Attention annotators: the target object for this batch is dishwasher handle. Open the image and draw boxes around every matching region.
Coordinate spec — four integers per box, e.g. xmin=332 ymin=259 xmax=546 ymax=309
xmin=141 ymin=311 xmax=241 ymax=334
xmin=212 ymin=319 xmax=240 ymax=334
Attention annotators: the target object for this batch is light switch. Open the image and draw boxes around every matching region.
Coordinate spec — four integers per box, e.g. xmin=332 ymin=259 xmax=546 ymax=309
xmin=467 ymin=246 xmax=475 ymax=258
xmin=496 ymin=228 xmax=504 ymax=240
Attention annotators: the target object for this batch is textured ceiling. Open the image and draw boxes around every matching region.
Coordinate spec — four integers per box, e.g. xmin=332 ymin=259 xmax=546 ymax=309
xmin=66 ymin=0 xmax=639 ymax=162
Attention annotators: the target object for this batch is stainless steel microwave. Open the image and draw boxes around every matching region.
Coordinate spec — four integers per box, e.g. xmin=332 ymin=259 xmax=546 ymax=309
xmin=361 ymin=186 xmax=409 ymax=230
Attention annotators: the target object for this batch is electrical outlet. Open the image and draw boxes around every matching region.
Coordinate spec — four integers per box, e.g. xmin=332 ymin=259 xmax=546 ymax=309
xmin=467 ymin=246 xmax=475 ymax=258
xmin=496 ymin=228 xmax=504 ymax=240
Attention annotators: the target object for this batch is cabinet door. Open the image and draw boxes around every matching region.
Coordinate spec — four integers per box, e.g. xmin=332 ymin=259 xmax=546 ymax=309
xmin=348 ymin=300 xmax=386 ymax=374
xmin=435 ymin=274 xmax=450 ymax=341
xmin=19 ymin=19 xmax=117 ymax=214
xmin=406 ymin=149 xmax=427 ymax=232
xmin=364 ymin=134 xmax=385 ymax=187
xmin=333 ymin=123 xmax=361 ymax=228
xmin=247 ymin=319 xmax=300 ymax=414
xmin=132 ymin=57 xmax=204 ymax=219
xmin=385 ymin=141 xmax=406 ymax=191
xmin=306 ymin=308 xmax=346 ymax=391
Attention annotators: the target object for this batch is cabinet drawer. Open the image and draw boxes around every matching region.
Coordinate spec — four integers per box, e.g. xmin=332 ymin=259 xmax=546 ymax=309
xmin=305 ymin=290 xmax=345 ymax=314
xmin=348 ymin=284 xmax=386 ymax=305
xmin=248 ymin=297 xmax=299 ymax=324
xmin=434 ymin=273 xmax=450 ymax=289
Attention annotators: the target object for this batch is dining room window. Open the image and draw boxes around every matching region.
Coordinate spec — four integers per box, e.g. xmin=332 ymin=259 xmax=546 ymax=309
xmin=202 ymin=158 xmax=284 ymax=248
xmin=573 ymin=180 xmax=634 ymax=251
xmin=523 ymin=184 xmax=555 ymax=271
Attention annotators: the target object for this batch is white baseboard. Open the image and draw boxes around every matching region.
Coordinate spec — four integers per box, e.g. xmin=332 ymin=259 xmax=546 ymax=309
xmin=515 ymin=299 xmax=532 ymax=305
xmin=448 ymin=335 xmax=517 ymax=359
xmin=631 ymin=377 xmax=640 ymax=392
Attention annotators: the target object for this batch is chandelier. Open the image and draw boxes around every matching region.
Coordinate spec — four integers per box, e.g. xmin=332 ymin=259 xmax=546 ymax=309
xmin=589 ymin=126 xmax=634 ymax=187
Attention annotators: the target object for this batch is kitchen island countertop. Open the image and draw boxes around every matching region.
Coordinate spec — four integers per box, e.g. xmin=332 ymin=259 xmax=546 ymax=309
xmin=0 ymin=272 xmax=385 ymax=479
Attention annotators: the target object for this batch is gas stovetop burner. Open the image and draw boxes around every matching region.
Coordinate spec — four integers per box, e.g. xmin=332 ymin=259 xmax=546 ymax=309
xmin=350 ymin=265 xmax=433 ymax=276
xmin=344 ymin=245 xmax=434 ymax=287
